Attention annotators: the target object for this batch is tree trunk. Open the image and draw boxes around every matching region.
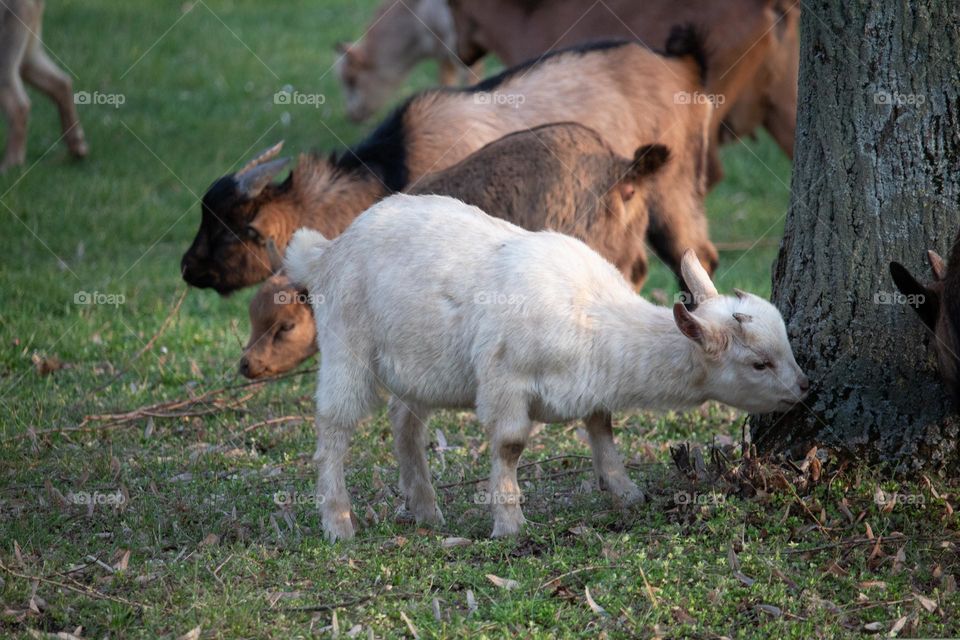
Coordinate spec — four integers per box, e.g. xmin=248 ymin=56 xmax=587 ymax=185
xmin=751 ymin=0 xmax=960 ymax=470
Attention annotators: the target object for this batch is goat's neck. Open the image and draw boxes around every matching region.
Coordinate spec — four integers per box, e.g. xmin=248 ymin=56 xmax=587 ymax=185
xmin=288 ymin=167 xmax=388 ymax=243
xmin=599 ymin=297 xmax=710 ymax=412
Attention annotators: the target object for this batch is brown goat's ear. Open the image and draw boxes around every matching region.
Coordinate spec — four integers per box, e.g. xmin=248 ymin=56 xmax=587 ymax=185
xmin=890 ymin=261 xmax=940 ymax=330
xmin=928 ymin=250 xmax=946 ymax=281
xmin=628 ymin=144 xmax=670 ymax=179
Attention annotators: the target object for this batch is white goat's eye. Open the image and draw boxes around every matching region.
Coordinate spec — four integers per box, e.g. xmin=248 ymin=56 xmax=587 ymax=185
xmin=752 ymin=362 xmax=768 ymax=371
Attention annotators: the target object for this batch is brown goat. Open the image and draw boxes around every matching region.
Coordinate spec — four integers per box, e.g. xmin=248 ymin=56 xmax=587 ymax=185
xmin=1 ymin=0 xmax=87 ymax=172
xmin=448 ymin=0 xmax=799 ymax=184
xmin=890 ymin=236 xmax=960 ymax=402
xmin=182 ymin=26 xmax=715 ymax=295
xmin=239 ymin=273 xmax=318 ymax=379
xmin=334 ymin=0 xmax=482 ymax=123
xmin=239 ymin=122 xmax=671 ymax=379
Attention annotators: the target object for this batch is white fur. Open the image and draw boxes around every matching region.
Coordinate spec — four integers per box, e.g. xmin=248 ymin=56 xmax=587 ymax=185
xmin=285 ymin=194 xmax=808 ymax=540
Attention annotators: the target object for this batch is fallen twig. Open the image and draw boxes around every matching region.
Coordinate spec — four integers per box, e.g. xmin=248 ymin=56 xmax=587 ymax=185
xmin=0 ymin=558 xmax=151 ymax=610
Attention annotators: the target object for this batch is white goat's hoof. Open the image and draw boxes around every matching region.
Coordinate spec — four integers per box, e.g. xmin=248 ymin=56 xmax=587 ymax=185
xmin=415 ymin=505 xmax=445 ymax=527
xmin=490 ymin=513 xmax=525 ymax=538
xmin=322 ymin=511 xmax=356 ymax=542
xmin=614 ymin=486 xmax=646 ymax=508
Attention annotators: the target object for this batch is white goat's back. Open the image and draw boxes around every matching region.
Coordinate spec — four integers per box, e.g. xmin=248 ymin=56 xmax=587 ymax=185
xmin=287 ymin=194 xmax=639 ymax=410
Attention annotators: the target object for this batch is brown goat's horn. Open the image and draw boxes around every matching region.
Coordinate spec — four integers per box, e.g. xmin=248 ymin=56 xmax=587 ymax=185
xmin=265 ymin=238 xmax=284 ymax=273
xmin=237 ymin=141 xmax=285 ymax=177
xmin=236 ymin=157 xmax=291 ymax=199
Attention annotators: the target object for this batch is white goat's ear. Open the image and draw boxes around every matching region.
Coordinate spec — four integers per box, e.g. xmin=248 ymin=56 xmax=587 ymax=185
xmin=733 ymin=288 xmax=748 ymax=299
xmin=675 ymin=303 xmax=729 ymax=355
xmin=733 ymin=312 xmax=753 ymax=324
xmin=928 ymin=250 xmax=946 ymax=281
xmin=680 ymin=249 xmax=718 ymax=304
xmin=674 ymin=303 xmax=704 ymax=343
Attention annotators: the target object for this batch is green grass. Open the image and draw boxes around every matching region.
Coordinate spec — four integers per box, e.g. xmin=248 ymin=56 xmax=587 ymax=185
xmin=0 ymin=1 xmax=956 ymax=638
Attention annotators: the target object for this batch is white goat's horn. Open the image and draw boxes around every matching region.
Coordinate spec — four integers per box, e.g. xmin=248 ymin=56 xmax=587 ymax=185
xmin=237 ymin=141 xmax=285 ymax=177
xmin=680 ymin=249 xmax=718 ymax=303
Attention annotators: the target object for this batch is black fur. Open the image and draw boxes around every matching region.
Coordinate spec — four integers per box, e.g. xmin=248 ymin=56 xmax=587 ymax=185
xmin=334 ymin=100 xmax=411 ymax=192
xmin=665 ymin=24 xmax=709 ymax=84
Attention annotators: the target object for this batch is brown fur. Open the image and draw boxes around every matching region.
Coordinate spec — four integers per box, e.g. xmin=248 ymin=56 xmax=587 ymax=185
xmin=448 ymin=0 xmax=799 ymax=183
xmin=181 ymin=154 xmax=385 ymax=294
xmin=412 ymin=123 xmax=669 ymax=289
xmin=0 ymin=0 xmax=87 ymax=172
xmin=240 ymin=273 xmax=318 ymax=379
xmin=184 ymin=30 xmax=715 ymax=294
xmin=890 ymin=235 xmax=960 ymax=403
xmin=241 ymin=123 xmax=671 ymax=378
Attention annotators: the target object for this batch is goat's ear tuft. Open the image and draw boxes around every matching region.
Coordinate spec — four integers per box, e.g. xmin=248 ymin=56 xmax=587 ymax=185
xmin=890 ymin=261 xmax=940 ymax=330
xmin=928 ymin=250 xmax=947 ymax=281
xmin=733 ymin=288 xmax=748 ymax=300
xmin=733 ymin=312 xmax=753 ymax=324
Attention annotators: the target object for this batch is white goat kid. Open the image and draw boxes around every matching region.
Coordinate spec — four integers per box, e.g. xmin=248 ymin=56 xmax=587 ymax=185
xmin=285 ymin=194 xmax=809 ymax=541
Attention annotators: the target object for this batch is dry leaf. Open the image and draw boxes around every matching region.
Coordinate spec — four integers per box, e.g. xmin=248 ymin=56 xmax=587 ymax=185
xmin=734 ymin=571 xmax=756 ymax=587
xmin=113 ymin=549 xmax=131 ymax=571
xmin=441 ymin=537 xmax=472 ymax=549
xmin=432 ymin=597 xmax=441 ymax=622
xmin=858 ymin=580 xmax=886 ymax=590
xmin=178 ymin=626 xmax=201 ymax=640
xmin=486 ymin=574 xmax=519 ymax=590
xmin=863 ymin=621 xmax=883 ymax=632
xmin=914 ymin=593 xmax=937 ymax=613
xmin=584 ymin=586 xmax=608 ymax=616
xmin=672 ymin=606 xmax=696 ymax=624
xmin=199 ymin=533 xmax=219 ymax=548
xmin=889 ymin=615 xmax=908 ymax=637
xmin=756 ymin=604 xmax=781 ymax=618
xmin=465 ymin=589 xmax=477 ymax=616
xmin=32 ymin=353 xmax=65 ymax=375
xmin=399 ymin=611 xmax=419 ymax=639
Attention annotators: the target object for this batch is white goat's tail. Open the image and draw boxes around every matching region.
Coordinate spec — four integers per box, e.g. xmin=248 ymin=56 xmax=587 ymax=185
xmin=283 ymin=228 xmax=331 ymax=289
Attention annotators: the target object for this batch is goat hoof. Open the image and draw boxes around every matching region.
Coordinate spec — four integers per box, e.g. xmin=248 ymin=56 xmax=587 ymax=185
xmin=490 ymin=514 xmax=524 ymax=538
xmin=415 ymin=505 xmax=444 ymax=527
xmin=323 ymin=511 xmax=356 ymax=542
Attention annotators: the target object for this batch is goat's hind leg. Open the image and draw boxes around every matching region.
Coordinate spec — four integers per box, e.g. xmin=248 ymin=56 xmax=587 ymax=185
xmin=389 ymin=396 xmax=443 ymax=526
xmin=0 ymin=8 xmax=31 ymax=172
xmin=584 ymin=411 xmax=644 ymax=507
xmin=21 ymin=43 xmax=87 ymax=158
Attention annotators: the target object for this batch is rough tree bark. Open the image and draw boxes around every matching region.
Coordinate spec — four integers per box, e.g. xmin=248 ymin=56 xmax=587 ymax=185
xmin=751 ymin=1 xmax=960 ymax=470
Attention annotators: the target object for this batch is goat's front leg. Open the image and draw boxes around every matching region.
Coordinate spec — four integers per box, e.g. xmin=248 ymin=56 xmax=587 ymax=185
xmin=584 ymin=412 xmax=644 ymax=506
xmin=388 ymin=396 xmax=443 ymax=526
xmin=314 ymin=412 xmax=357 ymax=542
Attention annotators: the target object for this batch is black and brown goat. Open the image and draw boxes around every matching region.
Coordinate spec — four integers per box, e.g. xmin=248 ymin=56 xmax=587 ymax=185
xmin=890 ymin=236 xmax=960 ymax=402
xmin=238 ymin=122 xmax=671 ymax=379
xmin=181 ymin=26 xmax=716 ymax=295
